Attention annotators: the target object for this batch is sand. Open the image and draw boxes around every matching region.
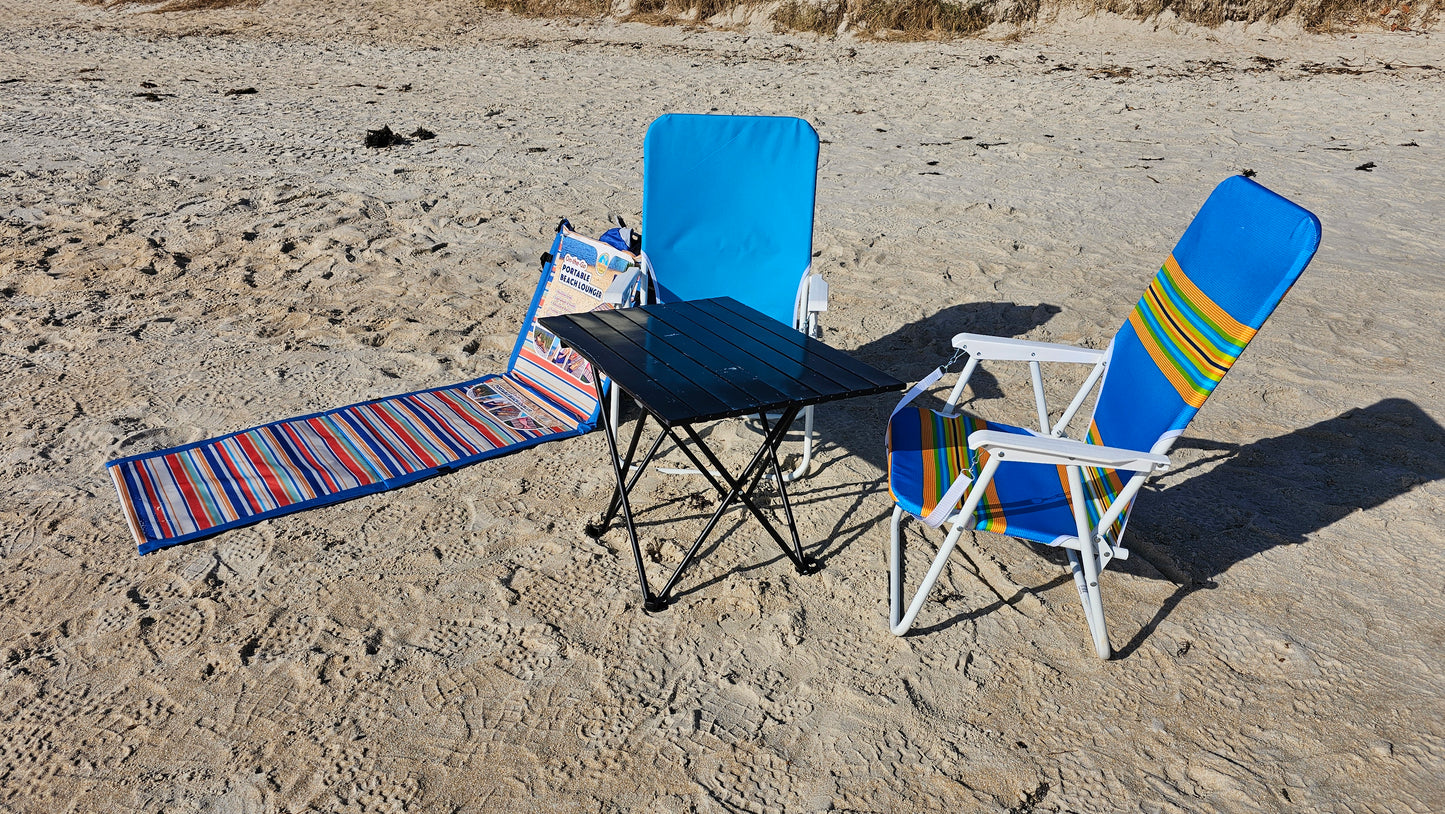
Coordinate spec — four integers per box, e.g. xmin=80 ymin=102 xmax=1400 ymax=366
xmin=2 ymin=1 xmax=1443 ymax=811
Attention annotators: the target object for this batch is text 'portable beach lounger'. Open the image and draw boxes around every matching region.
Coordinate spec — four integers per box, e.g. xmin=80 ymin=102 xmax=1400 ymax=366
xmin=110 ymin=224 xmax=640 ymax=554
xmin=885 ymin=176 xmax=1321 ymax=658
xmin=640 ymin=113 xmax=828 ymax=481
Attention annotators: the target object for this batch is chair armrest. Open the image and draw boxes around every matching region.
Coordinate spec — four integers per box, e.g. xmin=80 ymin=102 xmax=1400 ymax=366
xmin=951 ymin=333 xmax=1105 ymax=364
xmin=968 ymin=430 xmax=1170 ymax=473
xmin=602 ymin=269 xmax=643 ymax=306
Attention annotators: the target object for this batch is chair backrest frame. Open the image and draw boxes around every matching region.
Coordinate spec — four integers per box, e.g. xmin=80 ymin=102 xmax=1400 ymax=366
xmin=641 ymin=113 xmax=820 ymax=329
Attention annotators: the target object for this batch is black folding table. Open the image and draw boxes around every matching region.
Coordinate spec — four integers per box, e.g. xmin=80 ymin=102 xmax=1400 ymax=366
xmin=539 ymin=297 xmax=904 ymax=611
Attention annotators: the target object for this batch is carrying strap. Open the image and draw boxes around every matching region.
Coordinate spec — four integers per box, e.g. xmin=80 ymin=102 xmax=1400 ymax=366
xmin=924 ymin=456 xmax=974 ymax=529
xmin=889 ymin=367 xmax=945 ymax=420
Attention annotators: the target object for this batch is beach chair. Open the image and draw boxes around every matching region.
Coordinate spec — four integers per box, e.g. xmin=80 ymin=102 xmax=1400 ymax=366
xmin=885 ymin=176 xmax=1321 ymax=658
xmin=110 ymin=223 xmax=641 ymax=554
xmin=633 ymin=113 xmax=828 ymax=481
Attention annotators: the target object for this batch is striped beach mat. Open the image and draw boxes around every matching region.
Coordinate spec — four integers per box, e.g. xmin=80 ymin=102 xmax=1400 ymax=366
xmin=110 ymin=223 xmax=641 ymax=553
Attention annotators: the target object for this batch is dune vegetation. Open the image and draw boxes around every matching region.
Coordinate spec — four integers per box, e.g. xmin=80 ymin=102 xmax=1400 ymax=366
xmin=84 ymin=0 xmax=1437 ymax=37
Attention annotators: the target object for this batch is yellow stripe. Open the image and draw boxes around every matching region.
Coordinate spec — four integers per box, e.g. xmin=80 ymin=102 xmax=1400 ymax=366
xmin=1163 ymin=256 xmax=1254 ymax=345
xmin=1145 ymin=284 xmax=1233 ymax=374
xmin=1129 ymin=308 xmax=1211 ymax=408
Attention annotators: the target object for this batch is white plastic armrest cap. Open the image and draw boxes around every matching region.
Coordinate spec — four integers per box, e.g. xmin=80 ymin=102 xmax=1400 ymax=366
xmin=602 ymin=269 xmax=642 ymax=306
xmin=807 ymin=274 xmax=828 ymax=312
xmin=951 ymin=332 xmax=1105 ymax=364
xmin=968 ymin=430 xmax=1170 ymax=472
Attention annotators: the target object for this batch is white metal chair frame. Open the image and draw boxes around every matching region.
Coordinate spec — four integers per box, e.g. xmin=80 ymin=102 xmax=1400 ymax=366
xmin=889 ymin=332 xmax=1172 ymax=659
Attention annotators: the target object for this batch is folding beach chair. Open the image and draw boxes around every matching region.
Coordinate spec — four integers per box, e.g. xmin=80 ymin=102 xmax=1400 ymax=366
xmin=110 ymin=223 xmax=641 ymax=554
xmin=634 ymin=113 xmax=828 ymax=481
xmin=885 ymin=176 xmax=1321 ymax=658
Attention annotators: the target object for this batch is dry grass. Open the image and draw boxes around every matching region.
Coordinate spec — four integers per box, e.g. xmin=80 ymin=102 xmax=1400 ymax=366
xmin=627 ymin=0 xmax=762 ymax=22
xmin=1088 ymin=0 xmax=1435 ymax=31
xmin=775 ymin=0 xmax=1433 ymax=35
xmin=84 ymin=0 xmax=262 ymax=11
xmin=480 ymin=0 xmax=613 ymax=16
xmin=772 ymin=0 xmax=848 ymax=31
xmin=772 ymin=0 xmax=1023 ymax=37
xmin=850 ymin=0 xmax=993 ymax=37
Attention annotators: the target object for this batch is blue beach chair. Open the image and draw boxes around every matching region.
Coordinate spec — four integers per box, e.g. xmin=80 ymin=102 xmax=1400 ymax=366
xmin=885 ymin=176 xmax=1321 ymax=658
xmin=636 ymin=113 xmax=828 ymax=480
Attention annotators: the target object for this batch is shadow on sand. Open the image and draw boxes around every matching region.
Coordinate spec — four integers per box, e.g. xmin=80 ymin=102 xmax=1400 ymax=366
xmin=1106 ymin=396 xmax=1445 ymax=656
xmin=650 ymin=301 xmax=1063 ymax=601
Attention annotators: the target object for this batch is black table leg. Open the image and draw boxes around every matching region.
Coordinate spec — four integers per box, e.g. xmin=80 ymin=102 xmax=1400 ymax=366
xmin=658 ymin=406 xmax=813 ymax=599
xmin=756 ymin=412 xmax=820 ymax=574
xmin=586 ymin=412 xmax=664 ymax=538
xmin=591 ymin=381 xmax=668 ymax=612
xmin=681 ymin=408 xmax=805 ymax=563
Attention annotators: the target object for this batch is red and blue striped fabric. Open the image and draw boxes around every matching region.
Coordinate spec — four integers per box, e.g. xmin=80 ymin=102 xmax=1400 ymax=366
xmin=111 ymin=224 xmax=640 ymax=554
xmin=110 ymin=376 xmax=587 ymax=553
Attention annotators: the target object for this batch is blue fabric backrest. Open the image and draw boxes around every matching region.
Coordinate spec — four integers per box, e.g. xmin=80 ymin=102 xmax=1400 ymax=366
xmin=1089 ymin=176 xmax=1322 ymax=454
xmin=642 ymin=114 xmax=820 ymax=327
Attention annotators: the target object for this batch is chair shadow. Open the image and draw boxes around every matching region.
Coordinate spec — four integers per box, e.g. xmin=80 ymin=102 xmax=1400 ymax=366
xmin=788 ymin=382 xmax=1442 ymax=656
xmin=848 ymin=301 xmax=1064 ymax=405
xmin=1109 ymin=397 xmax=1445 ymax=657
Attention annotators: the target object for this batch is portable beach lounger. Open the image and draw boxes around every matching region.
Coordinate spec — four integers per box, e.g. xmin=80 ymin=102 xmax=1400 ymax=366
xmin=110 ymin=224 xmax=640 ymax=554
xmin=636 ymin=113 xmax=829 ymax=481
xmin=885 ymin=176 xmax=1321 ymax=658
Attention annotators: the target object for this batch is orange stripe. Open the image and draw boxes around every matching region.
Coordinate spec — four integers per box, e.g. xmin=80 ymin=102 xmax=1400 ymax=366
xmin=920 ymin=411 xmax=940 ymax=515
xmin=1162 ymin=256 xmax=1253 ymax=343
xmin=1129 ymin=308 xmax=1211 ymax=408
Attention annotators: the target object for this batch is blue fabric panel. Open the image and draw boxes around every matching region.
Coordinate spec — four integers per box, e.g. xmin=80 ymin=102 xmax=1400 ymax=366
xmin=1092 ymin=325 xmax=1194 ymax=453
xmin=888 ymin=407 xmax=927 ymax=518
xmin=983 ymin=457 xmax=1077 ymax=545
xmin=1169 ymin=175 xmax=1322 ymax=327
xmin=642 ymin=113 xmax=819 ymax=327
xmin=1091 ymin=176 xmax=1321 ymax=451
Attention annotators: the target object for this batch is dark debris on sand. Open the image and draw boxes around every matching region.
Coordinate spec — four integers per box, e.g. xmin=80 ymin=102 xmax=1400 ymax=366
xmin=364 ymin=125 xmax=439 ymax=148
xmin=365 ymin=125 xmax=407 ymax=148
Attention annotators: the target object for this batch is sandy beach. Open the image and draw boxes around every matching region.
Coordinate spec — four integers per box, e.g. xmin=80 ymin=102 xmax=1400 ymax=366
xmin=2 ymin=1 xmax=1443 ymax=810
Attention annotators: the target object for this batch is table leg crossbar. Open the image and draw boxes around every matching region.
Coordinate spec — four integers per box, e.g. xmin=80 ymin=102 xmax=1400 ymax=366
xmin=587 ymin=389 xmax=820 ymax=612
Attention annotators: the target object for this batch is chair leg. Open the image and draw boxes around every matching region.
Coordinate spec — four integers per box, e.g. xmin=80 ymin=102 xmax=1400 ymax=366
xmin=889 ymin=507 xmax=967 ymax=636
xmin=1067 ymin=547 xmax=1112 ymax=659
xmin=609 ymin=387 xmax=620 ymax=438
xmin=781 ymin=405 xmax=815 ymax=483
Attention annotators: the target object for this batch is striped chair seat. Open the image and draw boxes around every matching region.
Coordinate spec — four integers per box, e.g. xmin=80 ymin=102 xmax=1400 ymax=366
xmin=887 ymin=408 xmax=1127 ymax=550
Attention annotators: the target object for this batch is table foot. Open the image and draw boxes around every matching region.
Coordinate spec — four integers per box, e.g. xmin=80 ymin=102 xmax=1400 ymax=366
xmin=584 ymin=519 xmax=609 ymax=539
xmin=643 ymin=595 xmax=670 ymax=613
xmin=794 ymin=558 xmax=823 ymax=576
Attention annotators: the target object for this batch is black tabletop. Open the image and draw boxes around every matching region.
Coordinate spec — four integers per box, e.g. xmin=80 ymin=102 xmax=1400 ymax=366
xmin=540 ymin=297 xmax=904 ymax=426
